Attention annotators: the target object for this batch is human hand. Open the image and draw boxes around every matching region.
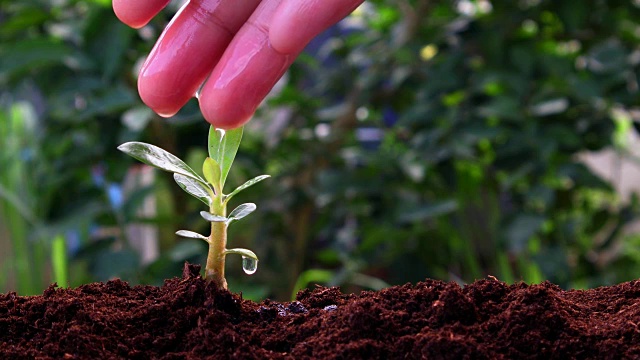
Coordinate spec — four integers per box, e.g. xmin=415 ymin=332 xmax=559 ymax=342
xmin=113 ymin=0 xmax=363 ymax=129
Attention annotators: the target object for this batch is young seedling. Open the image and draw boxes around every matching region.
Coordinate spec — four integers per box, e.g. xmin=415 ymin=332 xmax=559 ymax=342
xmin=118 ymin=126 xmax=269 ymax=290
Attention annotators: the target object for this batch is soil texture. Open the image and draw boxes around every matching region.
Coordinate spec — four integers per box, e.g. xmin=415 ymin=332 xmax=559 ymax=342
xmin=2 ymin=263 xmax=640 ymax=359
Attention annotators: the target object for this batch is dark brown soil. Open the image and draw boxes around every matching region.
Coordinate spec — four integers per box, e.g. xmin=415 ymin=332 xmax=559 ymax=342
xmin=2 ymin=263 xmax=640 ymax=359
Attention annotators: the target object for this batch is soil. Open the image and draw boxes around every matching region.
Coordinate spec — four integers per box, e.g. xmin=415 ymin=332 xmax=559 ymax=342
xmin=1 ymin=263 xmax=640 ymax=359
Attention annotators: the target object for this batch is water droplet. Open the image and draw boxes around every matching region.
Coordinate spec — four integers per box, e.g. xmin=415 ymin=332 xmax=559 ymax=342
xmin=194 ymin=80 xmax=206 ymax=99
xmin=323 ymin=305 xmax=338 ymax=312
xmin=242 ymin=256 xmax=258 ymax=275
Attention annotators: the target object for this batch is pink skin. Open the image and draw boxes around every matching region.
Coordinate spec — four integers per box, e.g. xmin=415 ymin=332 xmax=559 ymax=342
xmin=114 ymin=0 xmax=364 ymax=129
xmin=112 ymin=0 xmax=171 ymax=29
xmin=136 ymin=0 xmax=261 ymax=118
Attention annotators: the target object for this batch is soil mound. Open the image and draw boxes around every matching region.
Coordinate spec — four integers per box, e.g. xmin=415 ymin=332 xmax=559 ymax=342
xmin=2 ymin=264 xmax=639 ymax=359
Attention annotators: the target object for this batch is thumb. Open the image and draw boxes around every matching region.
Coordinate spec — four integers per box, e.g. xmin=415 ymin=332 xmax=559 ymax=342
xmin=269 ymin=0 xmax=363 ymax=55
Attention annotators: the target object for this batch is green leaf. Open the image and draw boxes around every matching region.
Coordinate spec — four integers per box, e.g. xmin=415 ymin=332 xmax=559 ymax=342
xmin=200 ymin=211 xmax=227 ymax=223
xmin=118 ymin=142 xmax=207 ymax=185
xmin=168 ymin=240 xmax=206 ymax=262
xmin=227 ymin=203 xmax=257 ymax=223
xmin=225 ymin=248 xmax=259 ymax=274
xmin=208 ymin=126 xmax=243 ymax=190
xmin=224 ymin=175 xmax=270 ymax=204
xmin=203 ymin=157 xmax=222 ymax=191
xmin=504 ymin=214 xmax=546 ymax=253
xmin=175 ymin=230 xmax=209 ymax=242
xmin=0 ymin=39 xmax=78 ymax=77
xmin=397 ymin=200 xmax=458 ymax=223
xmin=224 ymin=248 xmax=258 ymax=260
xmin=174 ymin=174 xmax=212 ymax=206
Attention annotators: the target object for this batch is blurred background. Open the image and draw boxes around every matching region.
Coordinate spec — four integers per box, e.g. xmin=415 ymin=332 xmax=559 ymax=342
xmin=1 ymin=0 xmax=640 ymax=301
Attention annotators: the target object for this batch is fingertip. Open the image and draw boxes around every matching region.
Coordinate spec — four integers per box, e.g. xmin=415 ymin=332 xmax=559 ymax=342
xmin=200 ymin=96 xmax=253 ymax=130
xmin=199 ymin=26 xmax=290 ymax=131
xmin=269 ymin=0 xmax=364 ymax=54
xmin=113 ymin=0 xmax=171 ymax=29
xmin=137 ymin=78 xmax=182 ymax=118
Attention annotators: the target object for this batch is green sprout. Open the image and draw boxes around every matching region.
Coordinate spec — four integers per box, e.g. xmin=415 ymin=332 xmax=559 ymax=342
xmin=117 ymin=126 xmax=269 ymax=290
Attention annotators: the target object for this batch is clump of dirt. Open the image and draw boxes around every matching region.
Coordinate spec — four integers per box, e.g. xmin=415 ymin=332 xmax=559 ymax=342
xmin=2 ymin=263 xmax=640 ymax=359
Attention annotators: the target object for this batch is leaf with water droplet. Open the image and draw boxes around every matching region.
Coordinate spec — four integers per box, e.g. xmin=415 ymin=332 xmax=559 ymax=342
xmin=202 ymin=157 xmax=222 ymax=192
xmin=200 ymin=211 xmax=227 ymax=222
xmin=174 ymin=173 xmax=212 ymax=206
xmin=175 ymin=230 xmax=209 ymax=242
xmin=118 ymin=142 xmax=207 ymax=185
xmin=224 ymin=248 xmax=258 ymax=275
xmin=208 ymin=126 xmax=243 ymax=190
xmin=224 ymin=175 xmax=270 ymax=204
xmin=227 ymin=203 xmax=256 ymax=224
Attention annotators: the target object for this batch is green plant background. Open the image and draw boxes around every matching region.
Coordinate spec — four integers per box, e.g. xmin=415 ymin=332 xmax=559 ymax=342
xmin=1 ymin=0 xmax=640 ymax=300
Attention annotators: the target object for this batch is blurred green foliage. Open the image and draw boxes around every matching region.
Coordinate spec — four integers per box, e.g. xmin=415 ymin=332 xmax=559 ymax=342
xmin=1 ymin=0 xmax=639 ymax=300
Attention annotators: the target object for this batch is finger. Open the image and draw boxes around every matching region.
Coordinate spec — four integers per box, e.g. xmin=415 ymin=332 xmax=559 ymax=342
xmin=269 ymin=0 xmax=363 ymax=54
xmin=199 ymin=0 xmax=294 ymax=129
xmin=113 ymin=0 xmax=171 ymax=29
xmin=138 ymin=0 xmax=261 ymax=118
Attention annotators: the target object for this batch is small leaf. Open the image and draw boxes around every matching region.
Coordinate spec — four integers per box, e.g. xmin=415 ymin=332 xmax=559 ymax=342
xmin=200 ymin=211 xmax=227 ymax=222
xmin=227 ymin=203 xmax=257 ymax=223
xmin=176 ymin=230 xmax=209 ymax=242
xmin=208 ymin=126 xmax=243 ymax=189
xmin=174 ymin=174 xmax=212 ymax=206
xmin=224 ymin=248 xmax=258 ymax=260
xmin=224 ymin=248 xmax=259 ymax=274
xmin=203 ymin=157 xmax=222 ymax=191
xmin=224 ymin=175 xmax=270 ymax=204
xmin=118 ymin=142 xmax=206 ymax=184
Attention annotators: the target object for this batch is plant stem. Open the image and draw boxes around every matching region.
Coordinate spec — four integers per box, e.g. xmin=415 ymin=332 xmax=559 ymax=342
xmin=206 ymin=196 xmax=228 ymax=289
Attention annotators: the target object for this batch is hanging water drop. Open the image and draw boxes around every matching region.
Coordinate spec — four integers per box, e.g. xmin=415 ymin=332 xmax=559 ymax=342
xmin=242 ymin=256 xmax=258 ymax=275
xmin=194 ymin=80 xmax=206 ymax=99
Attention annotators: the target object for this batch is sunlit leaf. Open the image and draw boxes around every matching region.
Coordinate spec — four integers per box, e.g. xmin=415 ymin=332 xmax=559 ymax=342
xmin=224 ymin=175 xmax=270 ymax=204
xmin=118 ymin=142 xmax=206 ymax=184
xmin=208 ymin=126 xmax=243 ymax=190
xmin=200 ymin=211 xmax=227 ymax=223
xmin=227 ymin=203 xmax=256 ymax=223
xmin=174 ymin=173 xmax=212 ymax=206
